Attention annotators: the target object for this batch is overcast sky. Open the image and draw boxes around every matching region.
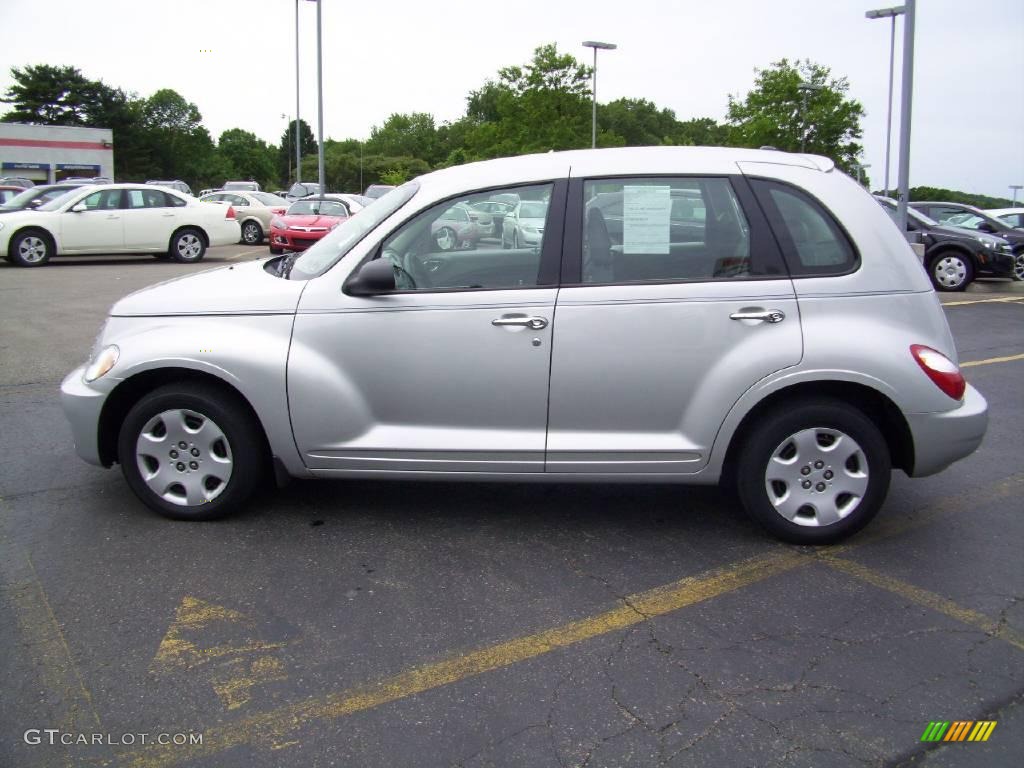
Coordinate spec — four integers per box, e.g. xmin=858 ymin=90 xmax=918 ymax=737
xmin=1 ymin=0 xmax=1021 ymax=198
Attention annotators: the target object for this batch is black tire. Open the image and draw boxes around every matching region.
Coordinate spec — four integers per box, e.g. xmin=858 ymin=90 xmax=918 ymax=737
xmin=928 ymin=251 xmax=973 ymax=292
xmin=8 ymin=229 xmax=53 ymax=267
xmin=241 ymin=220 xmax=263 ymax=245
xmin=118 ymin=382 xmax=266 ymax=521
xmin=269 ymin=245 xmax=283 ymax=255
xmin=1012 ymin=252 xmax=1024 ymax=282
xmin=169 ymin=228 xmax=207 ymax=263
xmin=735 ymin=399 xmax=891 ymax=544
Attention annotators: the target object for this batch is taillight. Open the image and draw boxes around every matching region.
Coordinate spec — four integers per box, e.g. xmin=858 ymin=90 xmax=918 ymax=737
xmin=910 ymin=344 xmax=965 ymax=400
xmin=225 ymin=206 xmax=236 ymax=220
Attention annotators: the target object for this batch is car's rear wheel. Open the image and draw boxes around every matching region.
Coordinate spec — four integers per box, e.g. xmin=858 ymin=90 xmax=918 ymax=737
xmin=241 ymin=220 xmax=263 ymax=245
xmin=169 ymin=228 xmax=206 ymax=263
xmin=929 ymin=251 xmax=973 ymax=291
xmin=1013 ymin=252 xmax=1024 ymax=281
xmin=118 ymin=383 xmax=265 ymax=521
xmin=9 ymin=230 xmax=52 ymax=267
xmin=735 ymin=399 xmax=891 ymax=544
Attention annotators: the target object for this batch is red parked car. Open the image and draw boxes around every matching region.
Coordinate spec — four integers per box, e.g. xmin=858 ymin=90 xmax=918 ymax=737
xmin=269 ymin=197 xmax=351 ymax=254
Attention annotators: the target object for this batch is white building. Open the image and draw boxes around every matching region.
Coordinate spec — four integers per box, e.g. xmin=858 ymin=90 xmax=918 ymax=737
xmin=0 ymin=124 xmax=114 ymax=183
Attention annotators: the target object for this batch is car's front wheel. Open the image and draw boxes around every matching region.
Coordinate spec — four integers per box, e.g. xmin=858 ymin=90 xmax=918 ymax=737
xmin=735 ymin=399 xmax=891 ymax=544
xmin=169 ymin=228 xmax=207 ymax=263
xmin=9 ymin=229 xmax=53 ymax=267
xmin=1013 ymin=252 xmax=1024 ymax=281
xmin=929 ymin=251 xmax=973 ymax=291
xmin=118 ymin=383 xmax=265 ymax=521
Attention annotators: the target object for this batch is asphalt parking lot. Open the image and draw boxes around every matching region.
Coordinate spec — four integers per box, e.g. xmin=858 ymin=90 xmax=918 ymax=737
xmin=1 ymin=245 xmax=1022 ymax=768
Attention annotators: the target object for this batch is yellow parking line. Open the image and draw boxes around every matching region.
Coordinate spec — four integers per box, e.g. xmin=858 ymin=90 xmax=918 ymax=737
xmin=961 ymin=353 xmax=1024 ymax=368
xmin=942 ymin=296 xmax=1024 ymax=307
xmin=819 ymin=555 xmax=1024 ymax=652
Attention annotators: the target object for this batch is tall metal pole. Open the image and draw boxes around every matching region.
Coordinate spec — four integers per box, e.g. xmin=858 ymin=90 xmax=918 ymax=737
xmin=1011 ymin=185 xmax=1022 ymax=205
xmin=591 ymin=46 xmax=597 ymax=149
xmin=895 ymin=0 xmax=915 ymax=233
xmin=294 ymin=0 xmax=301 ymax=184
xmin=316 ymin=0 xmax=325 ymax=192
xmin=884 ymin=15 xmax=896 ymax=195
xmin=800 ymin=89 xmax=810 ymax=154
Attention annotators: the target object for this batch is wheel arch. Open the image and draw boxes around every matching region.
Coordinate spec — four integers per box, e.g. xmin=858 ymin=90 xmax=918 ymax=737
xmin=926 ymin=242 xmax=976 ymax=269
xmin=10 ymin=225 xmax=59 ymax=256
xmin=719 ymin=380 xmax=915 ymax=487
xmin=98 ymin=367 xmax=269 ymax=468
xmin=168 ymin=224 xmax=209 ymax=250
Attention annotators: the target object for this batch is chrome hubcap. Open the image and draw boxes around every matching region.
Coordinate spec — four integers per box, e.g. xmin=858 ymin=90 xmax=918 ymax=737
xmin=1013 ymin=253 xmax=1024 ymax=281
xmin=18 ymin=236 xmax=47 ymax=263
xmin=136 ymin=409 xmax=233 ymax=506
xmin=243 ymin=223 xmax=260 ymax=243
xmin=934 ymin=256 xmax=967 ymax=288
xmin=764 ymin=427 xmax=868 ymax=527
xmin=177 ymin=234 xmax=202 ymax=259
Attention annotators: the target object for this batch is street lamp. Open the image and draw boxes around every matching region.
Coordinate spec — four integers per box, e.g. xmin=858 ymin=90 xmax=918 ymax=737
xmin=866 ymin=6 xmax=905 ymax=196
xmin=582 ymin=41 xmax=617 ymax=149
xmin=1010 ymin=185 xmax=1023 ymax=205
xmin=294 ymin=0 xmax=301 ymax=185
xmin=797 ymin=82 xmax=824 ymax=154
xmin=852 ymin=162 xmax=872 ymax=186
xmin=894 ymin=0 xmax=916 ymax=233
xmin=314 ymin=0 xmax=325 ymax=192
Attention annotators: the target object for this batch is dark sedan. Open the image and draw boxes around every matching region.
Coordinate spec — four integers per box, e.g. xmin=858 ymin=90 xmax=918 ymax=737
xmin=910 ymin=201 xmax=1024 ymax=281
xmin=876 ymin=197 xmax=1016 ymax=290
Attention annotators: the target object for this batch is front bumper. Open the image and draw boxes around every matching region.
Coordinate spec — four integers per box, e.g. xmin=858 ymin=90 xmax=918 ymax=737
xmin=978 ymin=249 xmax=1016 ymax=277
xmin=906 ymin=383 xmax=988 ymax=477
xmin=60 ymin=365 xmax=109 ymax=467
xmin=270 ymin=228 xmax=327 ymax=251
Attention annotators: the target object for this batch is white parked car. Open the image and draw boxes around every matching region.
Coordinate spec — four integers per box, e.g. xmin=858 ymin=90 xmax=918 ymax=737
xmin=985 ymin=207 xmax=1024 ymax=230
xmin=0 ymin=184 xmax=241 ymax=267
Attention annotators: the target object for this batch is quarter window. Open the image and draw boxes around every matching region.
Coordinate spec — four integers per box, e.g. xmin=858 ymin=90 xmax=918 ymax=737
xmin=375 ymin=184 xmax=553 ymax=291
xmin=582 ymin=178 xmax=752 ymax=283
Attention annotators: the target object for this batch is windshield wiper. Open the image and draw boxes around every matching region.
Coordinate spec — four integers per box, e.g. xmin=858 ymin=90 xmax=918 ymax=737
xmin=277 ymin=252 xmax=300 ymax=279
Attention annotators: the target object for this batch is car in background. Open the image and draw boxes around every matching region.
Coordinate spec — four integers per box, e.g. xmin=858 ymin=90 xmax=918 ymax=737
xmin=910 ymin=201 xmax=1024 ymax=280
xmin=430 ymin=203 xmax=480 ymax=251
xmin=268 ymin=196 xmax=350 ymax=254
xmin=875 ymin=197 xmax=1015 ymax=290
xmin=0 ymin=183 xmax=240 ymax=267
xmin=363 ymin=184 xmax=395 ymax=199
xmin=471 ymin=200 xmax=514 ymax=238
xmin=0 ymin=186 xmax=22 ymax=204
xmin=147 ymin=179 xmax=193 ymax=196
xmin=319 ymin=193 xmax=372 ymax=215
xmin=0 ymin=176 xmax=35 ymax=189
xmin=285 ymin=182 xmax=322 ymax=201
xmin=501 ymin=199 xmax=548 ymax=249
xmin=201 ymin=190 xmax=288 ymax=245
xmin=59 ymin=147 xmax=987 ymax=545
xmin=198 ymin=188 xmax=219 ymax=198
xmin=223 ymin=180 xmax=261 ymax=192
xmin=985 ymin=207 xmax=1024 ymax=230
xmin=0 ymin=183 xmax=95 ymax=214
xmin=63 ymin=177 xmax=113 ymax=185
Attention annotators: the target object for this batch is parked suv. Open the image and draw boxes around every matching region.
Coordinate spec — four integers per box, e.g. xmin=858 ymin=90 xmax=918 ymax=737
xmin=147 ymin=179 xmax=194 ymax=196
xmin=875 ymin=197 xmax=1015 ymax=290
xmin=223 ymin=180 xmax=261 ymax=192
xmin=910 ymin=201 xmax=1024 ymax=281
xmin=60 ymin=147 xmax=987 ymax=544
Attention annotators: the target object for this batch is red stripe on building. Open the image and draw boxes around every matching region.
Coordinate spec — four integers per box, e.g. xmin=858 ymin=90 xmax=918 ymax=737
xmin=0 ymin=138 xmax=110 ymax=151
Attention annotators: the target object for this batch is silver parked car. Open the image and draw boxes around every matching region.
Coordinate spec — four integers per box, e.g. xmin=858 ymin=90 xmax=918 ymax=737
xmin=60 ymin=147 xmax=987 ymax=543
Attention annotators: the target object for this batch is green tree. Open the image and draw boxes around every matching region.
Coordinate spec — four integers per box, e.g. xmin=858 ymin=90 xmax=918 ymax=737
xmin=140 ymin=89 xmax=217 ymax=188
xmin=217 ymin=128 xmax=276 ymax=187
xmin=726 ymin=59 xmax=865 ymax=175
xmin=1 ymin=64 xmax=100 ymax=125
xmin=278 ymin=118 xmax=317 ymax=185
xmin=365 ymin=113 xmax=441 ymax=165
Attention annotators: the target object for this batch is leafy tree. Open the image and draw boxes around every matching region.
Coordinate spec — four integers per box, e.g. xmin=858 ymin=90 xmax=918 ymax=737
xmin=598 ymin=98 xmax=682 ymax=146
xmin=1 ymin=64 xmax=100 ymax=125
xmin=217 ymin=128 xmax=276 ymax=187
xmin=365 ymin=113 xmax=442 ymax=166
xmin=726 ymin=59 xmax=865 ymax=175
xmin=278 ymin=118 xmax=316 ymax=184
xmin=905 ymin=186 xmax=1017 ymax=209
xmin=140 ymin=89 xmax=217 ymax=188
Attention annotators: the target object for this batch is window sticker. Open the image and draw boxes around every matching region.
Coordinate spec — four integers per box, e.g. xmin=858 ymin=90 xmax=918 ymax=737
xmin=623 ymin=185 xmax=671 ymax=254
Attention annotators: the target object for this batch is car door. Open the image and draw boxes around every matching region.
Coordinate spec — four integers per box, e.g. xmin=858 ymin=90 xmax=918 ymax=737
xmin=122 ymin=188 xmax=180 ymax=249
xmin=288 ymin=181 xmax=566 ymax=474
xmin=545 ymin=175 xmax=802 ymax=474
xmin=59 ymin=188 xmax=125 ymax=253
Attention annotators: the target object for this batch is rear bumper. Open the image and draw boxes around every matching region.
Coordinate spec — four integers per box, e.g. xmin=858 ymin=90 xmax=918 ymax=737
xmin=906 ymin=384 xmax=988 ymax=477
xmin=60 ymin=365 xmax=107 ymax=467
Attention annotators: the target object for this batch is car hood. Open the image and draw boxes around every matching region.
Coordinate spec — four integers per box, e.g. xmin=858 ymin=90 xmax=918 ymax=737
xmin=930 ymin=224 xmax=1006 ymax=246
xmin=275 ymin=214 xmax=346 ymax=228
xmin=110 ymin=258 xmax=306 ymax=317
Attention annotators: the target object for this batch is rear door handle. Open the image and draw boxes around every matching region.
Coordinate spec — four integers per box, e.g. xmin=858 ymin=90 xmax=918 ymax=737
xmin=730 ymin=308 xmax=786 ymax=324
xmin=492 ymin=315 xmax=548 ymax=330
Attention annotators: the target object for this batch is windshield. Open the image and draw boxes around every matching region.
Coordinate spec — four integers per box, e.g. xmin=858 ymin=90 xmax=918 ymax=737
xmin=37 ymin=189 xmax=86 ymax=212
xmin=288 ymin=182 xmax=320 ymax=197
xmin=251 ymin=192 xmax=287 ymax=206
xmin=519 ymin=202 xmax=547 ymax=219
xmin=289 ymin=182 xmax=419 ymax=280
xmin=287 ymin=199 xmax=349 ymax=217
xmin=1 ymin=187 xmax=45 ymax=209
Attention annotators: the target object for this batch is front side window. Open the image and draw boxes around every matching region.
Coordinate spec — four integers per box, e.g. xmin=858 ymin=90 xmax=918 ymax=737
xmin=78 ymin=189 xmax=123 ymax=210
xmin=373 ymin=183 xmax=553 ymax=292
xmin=582 ymin=177 xmax=751 ymax=283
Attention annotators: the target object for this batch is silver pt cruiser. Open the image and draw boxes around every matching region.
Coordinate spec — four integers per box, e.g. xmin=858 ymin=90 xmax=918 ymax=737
xmin=61 ymin=147 xmax=988 ymax=544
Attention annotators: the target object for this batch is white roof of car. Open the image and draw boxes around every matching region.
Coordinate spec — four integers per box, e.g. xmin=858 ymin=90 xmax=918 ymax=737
xmin=985 ymin=207 xmax=1024 ymax=216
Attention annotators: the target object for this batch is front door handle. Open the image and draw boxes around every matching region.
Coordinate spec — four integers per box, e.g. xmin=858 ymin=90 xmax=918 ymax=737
xmin=491 ymin=315 xmax=548 ymax=330
xmin=730 ymin=308 xmax=786 ymax=324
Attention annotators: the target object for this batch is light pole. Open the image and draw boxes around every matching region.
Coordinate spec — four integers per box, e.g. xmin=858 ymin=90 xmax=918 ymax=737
xmin=866 ymin=6 xmax=905 ymax=196
xmin=294 ymin=0 xmax=301 ymax=185
xmin=1011 ymin=185 xmax=1023 ymax=205
xmin=895 ymin=0 xmax=916 ymax=233
xmin=853 ymin=162 xmax=871 ymax=186
xmin=797 ymin=82 xmax=824 ymax=154
xmin=582 ymin=41 xmax=616 ymax=149
xmin=314 ymin=0 xmax=325 ymax=192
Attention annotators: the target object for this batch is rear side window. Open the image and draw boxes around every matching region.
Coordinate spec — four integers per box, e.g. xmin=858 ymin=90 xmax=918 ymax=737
xmin=751 ymin=180 xmax=857 ymax=276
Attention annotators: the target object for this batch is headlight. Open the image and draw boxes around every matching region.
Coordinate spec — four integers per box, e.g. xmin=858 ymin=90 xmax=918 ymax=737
xmin=84 ymin=345 xmax=119 ymax=382
xmin=976 ymin=237 xmax=995 ymax=248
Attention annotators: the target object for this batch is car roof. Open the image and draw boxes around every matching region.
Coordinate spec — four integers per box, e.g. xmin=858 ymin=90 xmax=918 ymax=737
xmin=910 ymin=201 xmax=984 ymax=213
xmin=986 ymin=207 xmax=1024 ymax=215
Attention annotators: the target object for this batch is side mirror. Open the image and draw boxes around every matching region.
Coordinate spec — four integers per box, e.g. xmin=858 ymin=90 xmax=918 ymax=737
xmin=71 ymin=202 xmax=87 ymax=213
xmin=976 ymin=221 xmax=995 ymax=233
xmin=345 ymin=258 xmax=396 ymax=296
